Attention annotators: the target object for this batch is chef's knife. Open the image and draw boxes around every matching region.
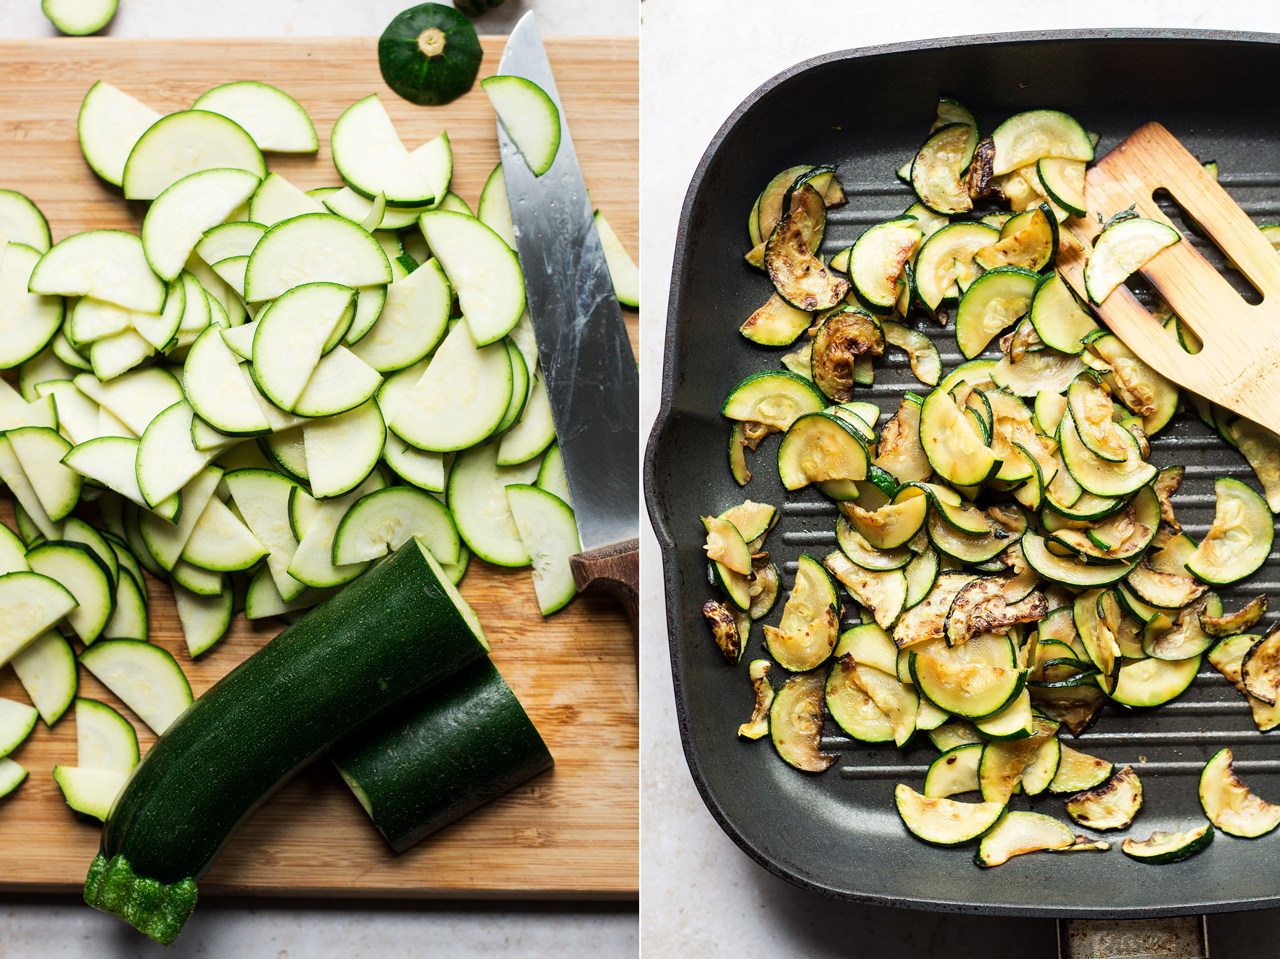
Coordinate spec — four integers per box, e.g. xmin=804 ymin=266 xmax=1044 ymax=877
xmin=495 ymin=14 xmax=639 ymax=634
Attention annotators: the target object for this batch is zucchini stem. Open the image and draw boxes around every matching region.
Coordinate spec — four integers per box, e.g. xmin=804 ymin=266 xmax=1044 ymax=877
xmin=417 ymin=28 xmax=447 ymax=58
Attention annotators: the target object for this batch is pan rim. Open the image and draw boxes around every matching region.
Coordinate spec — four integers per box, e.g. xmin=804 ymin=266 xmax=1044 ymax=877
xmin=644 ymin=26 xmax=1280 ymax=918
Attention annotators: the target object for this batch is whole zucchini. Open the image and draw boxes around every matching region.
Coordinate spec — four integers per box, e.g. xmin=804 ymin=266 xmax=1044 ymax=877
xmin=331 ymin=657 xmax=552 ymax=853
xmin=84 ymin=539 xmax=488 ymax=944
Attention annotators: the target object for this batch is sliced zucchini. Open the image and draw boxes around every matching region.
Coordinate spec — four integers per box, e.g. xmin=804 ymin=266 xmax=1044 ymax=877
xmin=873 ymin=394 xmax=931 ymax=483
xmin=991 ymin=110 xmax=1093 ymax=176
xmin=1143 ymin=594 xmax=1220 ymax=660
xmin=1201 ymin=595 xmax=1266 ymax=637
xmin=1065 ymin=766 xmax=1143 ymax=830
xmin=974 ymin=689 xmax=1034 ymax=741
xmin=881 ymin=320 xmax=941 ymax=387
xmin=1122 ymin=824 xmax=1213 ymax=864
xmin=810 ymin=309 xmax=884 ymax=402
xmin=1029 ymin=272 xmax=1098 ymax=354
xmin=925 ymin=742 xmax=984 ymax=798
xmin=1241 ymin=630 xmax=1280 ymax=706
xmin=894 ymin=784 xmax=1004 ymax=846
xmin=848 ymin=219 xmax=922 ymax=312
xmin=777 ymin=412 xmax=867 ymax=491
xmin=1066 ymin=375 xmax=1128 ymax=462
xmin=954 ymin=267 xmax=1038 ymax=359
xmin=739 ymin=293 xmax=811 ymax=347
xmin=1207 ymin=635 xmax=1280 ymax=732
xmin=1199 ymin=747 xmax=1280 ymax=838
xmin=1230 ymin=419 xmax=1280 ymax=512
xmin=911 ymin=123 xmax=975 ymax=215
xmin=1088 ymin=334 xmax=1178 ymax=435
xmin=122 ymin=110 xmax=265 ymax=201
xmin=913 ymin=222 xmax=999 ymax=312
xmin=702 ymin=600 xmax=744 ymax=664
xmin=1049 ymin=744 xmax=1112 ymax=793
xmin=719 ymin=500 xmax=777 ymax=544
xmin=918 ymin=387 xmax=996 ymax=487
xmin=770 ymin=669 xmax=836 ymax=773
xmin=721 ymin=371 xmax=824 ymax=433
xmin=1185 ymin=478 xmax=1272 ymax=584
xmin=911 ymin=649 xmax=1023 ymax=720
xmin=764 ymin=184 xmax=848 ymax=311
xmin=990 ymin=348 xmax=1086 ymax=397
xmin=893 ymin=572 xmax=974 ymax=648
xmin=764 ymin=603 xmax=838 ymax=672
xmin=825 ymin=654 xmax=893 ymax=743
xmin=975 ymin=811 xmax=1075 ymax=867
xmin=945 ymin=576 xmax=1045 ymax=647
xmin=76 ymin=81 xmax=161 ymax=188
xmin=1127 ymin=535 xmax=1205 ymax=609
xmin=78 ymin=639 xmax=193 ymax=735
xmin=1021 ymin=734 xmax=1062 ymax=796
xmin=839 ymin=485 xmax=927 ymax=551
xmin=973 ymin=206 xmax=1057 ymax=273
xmin=10 ymin=631 xmax=77 ymax=725
xmin=1084 ymin=217 xmax=1181 ymax=304
xmin=978 ymin=717 xmax=1057 ymax=803
xmin=823 ymin=551 xmax=906 ymax=631
xmin=192 ymin=81 xmax=318 ymax=154
xmin=1037 ymin=158 xmax=1087 ymax=218
xmin=739 ymin=660 xmax=775 ymax=739
xmin=1058 ymin=407 xmax=1155 ymax=498
xmin=835 ymin=519 xmax=912 ymax=572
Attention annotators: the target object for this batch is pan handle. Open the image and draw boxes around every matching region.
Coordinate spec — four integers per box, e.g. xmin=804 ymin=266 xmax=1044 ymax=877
xmin=1057 ymin=916 xmax=1208 ymax=959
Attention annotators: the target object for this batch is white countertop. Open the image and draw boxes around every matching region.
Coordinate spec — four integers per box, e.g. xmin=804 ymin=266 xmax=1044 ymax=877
xmin=0 ymin=2 xmax=636 ymax=956
xmin=639 ymin=2 xmax=1280 ymax=957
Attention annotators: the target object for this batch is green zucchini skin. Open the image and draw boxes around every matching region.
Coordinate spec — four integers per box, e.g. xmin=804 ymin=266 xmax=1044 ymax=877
xmin=87 ymin=540 xmax=488 ymax=941
xmin=331 ymin=658 xmax=552 ymax=853
xmin=378 ymin=4 xmax=483 ymax=107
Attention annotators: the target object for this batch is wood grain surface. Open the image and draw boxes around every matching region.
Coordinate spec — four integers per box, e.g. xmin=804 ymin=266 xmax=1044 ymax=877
xmin=0 ymin=36 xmax=637 ymax=898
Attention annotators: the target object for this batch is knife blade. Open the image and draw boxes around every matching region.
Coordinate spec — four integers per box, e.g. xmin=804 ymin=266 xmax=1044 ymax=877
xmin=496 ymin=14 xmax=639 ymax=630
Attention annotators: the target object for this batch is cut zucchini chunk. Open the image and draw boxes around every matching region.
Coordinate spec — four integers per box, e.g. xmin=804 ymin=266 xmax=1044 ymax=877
xmin=0 ymin=243 xmax=64 ymax=370
xmin=765 ymin=601 xmax=838 ymax=673
xmin=30 ymin=230 xmax=165 ymax=315
xmin=893 ymin=572 xmax=975 ymax=648
xmin=77 ymin=81 xmax=161 ymax=187
xmin=873 ymin=394 xmax=931 ymax=483
xmin=122 ymin=110 xmax=265 ymax=201
xmin=895 ymin=784 xmax=1004 ymax=846
xmin=1049 ymin=744 xmax=1112 ymax=793
xmin=929 ymin=720 xmax=983 ymax=752
xmin=243 ymin=212 xmax=391 ymax=303
xmin=482 ymin=75 xmax=561 ymax=176
xmin=809 ymin=309 xmax=884 ymax=402
xmin=925 ymin=742 xmax=984 ymax=798
xmin=722 ymin=371 xmax=824 ymax=433
xmin=27 ymin=542 xmax=114 ymax=645
xmin=419 ymin=210 xmax=524 ymax=345
xmin=135 ymin=400 xmax=222 ymax=509
xmin=1058 ymin=407 xmax=1155 ymax=498
xmin=1067 ymin=375 xmax=1128 ymax=462
xmin=349 ymin=259 xmax=450 ymax=372
xmin=53 ymin=765 xmax=128 ymax=821
xmin=974 ymin=206 xmax=1057 ymax=273
xmin=173 ymin=581 xmax=233 ymax=658
xmin=0 ymin=571 xmax=77 ymax=668
xmin=839 ymin=486 xmax=927 ymax=551
xmin=1084 ymin=217 xmax=1181 ymax=304
xmin=446 ymin=443 xmax=534 ymax=567
xmin=1021 ymin=734 xmax=1062 ymax=796
xmin=719 ymin=500 xmax=777 ymax=546
xmin=777 ymin=413 xmax=867 ymax=491
xmin=702 ymin=600 xmax=743 ymax=664
xmin=1202 ymin=595 xmax=1266 ymax=638
xmin=1185 ymin=478 xmax=1272 ymax=584
xmin=1088 ymin=334 xmax=1178 ymax=435
xmin=142 ymin=168 xmax=262 ymax=282
xmin=1241 ymin=630 xmax=1280 ymax=706
xmin=975 ymin=811 xmax=1075 ymax=867
xmin=74 ymin=698 xmax=139 ymax=773
xmin=1200 ymin=747 xmax=1280 ymax=838
xmin=991 ymin=110 xmax=1093 ymax=176
xmin=196 ymin=222 xmax=266 ymax=268
xmin=192 ymin=81 xmax=318 ymax=153
xmin=330 ymin=95 xmax=433 ymax=204
xmin=8 ymin=426 xmax=82 ymax=521
xmin=849 ymin=219 xmax=922 ymax=311
xmin=739 ymin=293 xmax=811 ymax=347
xmin=703 ymin=515 xmax=750 ymax=576
xmin=1029 ymin=272 xmax=1098 ymax=354
xmin=0 ymin=193 xmax=47 ymax=255
xmin=826 ymin=655 xmax=892 ymax=743
xmin=180 ymin=496 xmax=268 ymax=572
xmin=945 ymin=576 xmax=1046 ymax=647
xmin=593 ymin=210 xmax=639 ymax=308
xmin=911 ymin=649 xmax=1023 ymax=720
xmin=911 ymin=123 xmax=974 ymax=216
xmin=77 ymin=366 xmax=183 ymax=437
xmin=10 ymin=631 xmax=77 ymax=725
xmin=1066 ymin=766 xmax=1142 ymax=830
xmin=914 ymin=221 xmax=999 ymax=311
xmin=291 ymin=345 xmax=381 ymax=419
xmin=918 ymin=387 xmax=996 ymax=487
xmin=765 ymin=184 xmax=847 ymax=311
xmin=1037 ymin=157 xmax=1087 ymax=218
xmin=881 ymin=320 xmax=941 ymax=387
xmin=833 ymin=621 xmax=898 ymax=675
xmin=496 ymin=369 xmax=555 ymax=466
xmin=0 ymin=436 xmax=63 ymax=540
xmin=738 ymin=661 xmax=775 ymax=739
xmin=1143 ymin=594 xmax=1219 ymax=661
xmin=334 ymin=485 xmax=461 ymax=570
xmin=991 ymin=348 xmax=1085 ymax=397
xmin=1230 ymin=419 xmax=1280 ymax=512
xmin=0 ymin=697 xmax=38 ymax=758
xmin=1122 ymin=824 xmax=1214 ymax=864
xmin=78 ymin=639 xmax=193 ymax=735
xmin=979 ymin=716 xmax=1057 ymax=803
xmin=823 ymin=552 xmax=905 ymax=632
xmin=302 ymin=401 xmax=385 ymax=500
xmin=955 ymin=267 xmax=1038 ymax=359
xmin=849 ymin=663 xmax=918 ymax=747
xmin=771 ymin=669 xmax=836 ymax=772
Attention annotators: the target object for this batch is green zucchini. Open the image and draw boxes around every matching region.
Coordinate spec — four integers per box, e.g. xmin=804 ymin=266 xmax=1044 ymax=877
xmin=85 ymin=539 xmax=489 ymax=944
xmin=378 ymin=3 xmax=484 ymax=107
xmin=330 ymin=658 xmax=551 ymax=853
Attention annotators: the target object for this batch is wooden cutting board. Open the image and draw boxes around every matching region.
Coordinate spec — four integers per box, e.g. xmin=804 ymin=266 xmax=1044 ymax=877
xmin=0 ymin=36 xmax=637 ymax=898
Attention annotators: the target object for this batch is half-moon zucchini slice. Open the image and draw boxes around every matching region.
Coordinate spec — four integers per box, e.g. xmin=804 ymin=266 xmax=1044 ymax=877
xmin=1199 ymin=746 xmax=1280 ymax=838
xmin=1185 ymin=478 xmax=1273 ymax=585
xmin=1122 ymin=823 xmax=1213 ymax=864
xmin=1064 ymin=765 xmax=1143 ymax=830
xmin=895 ymin=783 xmax=1004 ymax=846
xmin=771 ymin=669 xmax=837 ymax=772
xmin=975 ymin=810 xmax=1075 ymax=866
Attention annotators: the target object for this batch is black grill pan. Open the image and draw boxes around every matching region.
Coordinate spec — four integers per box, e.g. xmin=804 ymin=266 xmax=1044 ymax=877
xmin=645 ymin=28 xmax=1280 ymax=918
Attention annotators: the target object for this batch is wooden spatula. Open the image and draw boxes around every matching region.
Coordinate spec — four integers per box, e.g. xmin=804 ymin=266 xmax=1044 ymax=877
xmin=1055 ymin=121 xmax=1280 ymax=436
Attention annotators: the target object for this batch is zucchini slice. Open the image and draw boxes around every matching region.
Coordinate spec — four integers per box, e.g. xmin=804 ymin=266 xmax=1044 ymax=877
xmin=1143 ymin=593 xmax=1219 ymax=660
xmin=721 ymin=371 xmax=824 ymax=433
xmin=1201 ymin=595 xmax=1266 ymax=637
xmin=893 ymin=571 xmax=975 ymax=648
xmin=911 ymin=123 xmax=974 ymax=215
xmin=740 ymin=293 xmax=811 ymax=347
xmin=809 ymin=309 xmax=884 ymax=401
xmin=918 ymin=387 xmax=996 ymax=487
xmin=1126 ymin=537 xmax=1206 ymax=610
xmin=77 ymin=82 xmax=161 ymax=188
xmin=975 ymin=810 xmax=1075 ymax=867
xmin=826 ymin=654 xmax=894 ymax=743
xmin=945 ymin=576 xmax=1046 ymax=647
xmin=849 ymin=662 xmax=918 ymax=747
xmin=1021 ymin=734 xmax=1062 ymax=796
xmin=1058 ymin=407 xmax=1155 ymax=498
xmin=894 ymin=783 xmax=1004 ymax=846
xmin=929 ymin=720 xmax=983 ymax=752
xmin=973 ymin=206 xmax=1057 ymax=273
xmin=1037 ymin=158 xmax=1087 ymax=218
xmin=1065 ymin=766 xmax=1143 ymax=830
xmin=990 ymin=347 xmax=1085 ymax=397
xmin=881 ymin=321 xmax=941 ymax=387
xmin=849 ymin=220 xmax=921 ymax=313
xmin=1066 ymin=375 xmax=1128 ymax=462
xmin=1207 ymin=635 xmax=1280 ymax=732
xmin=1199 ymin=747 xmax=1280 ymax=838
xmin=823 ymin=551 xmax=906 ymax=631
xmin=1122 ymin=823 xmax=1214 ymax=864
xmin=1049 ymin=744 xmax=1113 ymax=793
xmin=483 ymin=75 xmax=561 ymax=177
xmin=765 ymin=184 xmax=848 ymax=311
xmin=1229 ymin=418 xmax=1280 ymax=512
xmin=910 ymin=648 xmax=1023 ymax=720
xmin=913 ymin=222 xmax=999 ymax=312
xmin=954 ymin=267 xmax=1038 ymax=359
xmin=1241 ymin=630 xmax=1280 ymax=706
xmin=925 ymin=742 xmax=984 ymax=798
xmin=10 ymin=631 xmax=78 ymax=725
xmin=1185 ymin=478 xmax=1273 ymax=585
xmin=192 ymin=81 xmax=318 ymax=153
xmin=991 ymin=110 xmax=1093 ymax=176
xmin=1084 ymin=217 xmax=1181 ymax=304
xmin=873 ymin=394 xmax=931 ymax=483
xmin=739 ymin=660 xmax=775 ymax=739
xmin=777 ymin=413 xmax=868 ymax=491
xmin=770 ymin=669 xmax=836 ymax=772
xmin=1088 ymin=334 xmax=1179 ymax=435
xmin=978 ymin=716 xmax=1057 ymax=803
xmin=122 ymin=111 xmax=265 ymax=202
xmin=78 ymin=640 xmax=192 ymax=735
xmin=1029 ymin=272 xmax=1098 ymax=354
xmin=702 ymin=600 xmax=744 ymax=664
xmin=838 ymin=485 xmax=927 ymax=551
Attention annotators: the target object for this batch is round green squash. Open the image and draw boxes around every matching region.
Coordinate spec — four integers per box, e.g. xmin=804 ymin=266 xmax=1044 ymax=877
xmin=379 ymin=4 xmax=484 ymax=107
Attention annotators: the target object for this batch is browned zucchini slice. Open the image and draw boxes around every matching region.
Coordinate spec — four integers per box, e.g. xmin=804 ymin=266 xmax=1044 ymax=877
xmin=838 ymin=485 xmax=928 ymax=551
xmin=738 ymin=659 xmax=774 ymax=740
xmin=1199 ymin=746 xmax=1280 ymax=838
xmin=975 ymin=810 xmax=1076 ymax=867
xmin=911 ymin=123 xmax=974 ymax=216
xmin=1242 ymin=629 xmax=1280 ymax=705
xmin=1142 ymin=593 xmax=1220 ymax=660
xmin=728 ymin=422 xmax=752 ymax=486
xmin=770 ymin=668 xmax=837 ymax=773
xmin=1207 ymin=634 xmax=1280 ymax=732
xmin=739 ymin=292 xmax=812 ymax=347
xmin=895 ymin=784 xmax=1004 ymax=846
xmin=1065 ymin=766 xmax=1143 ymax=830
xmin=702 ymin=599 xmax=743 ymax=664
xmin=1229 ymin=418 xmax=1280 ymax=511
xmin=1073 ymin=588 xmax=1120 ymax=688
xmin=1048 ymin=744 xmax=1112 ymax=793
xmin=764 ymin=184 xmax=848 ymax=311
xmin=747 ymin=557 xmax=780 ymax=620
xmin=1121 ymin=825 xmax=1212 ymax=864
xmin=1087 ymin=333 xmax=1179 ymax=435
xmin=809 ymin=309 xmax=884 ymax=402
xmin=851 ymin=662 xmax=918 ymax=746
xmin=1126 ymin=535 xmax=1206 ymax=610
xmin=825 ymin=654 xmax=894 ymax=743
xmin=873 ymin=394 xmax=931 ymax=483
xmin=823 ymin=551 xmax=906 ymax=631
xmin=1201 ymin=594 xmax=1266 ymax=637
xmin=848 ymin=219 xmax=922 ymax=313
xmin=974 ymin=205 xmax=1057 ymax=272
xmin=944 ymin=576 xmax=1046 ymax=647
xmin=978 ymin=717 xmax=1057 ymax=803
xmin=893 ymin=571 xmax=975 ymax=648
xmin=1185 ymin=478 xmax=1273 ymax=585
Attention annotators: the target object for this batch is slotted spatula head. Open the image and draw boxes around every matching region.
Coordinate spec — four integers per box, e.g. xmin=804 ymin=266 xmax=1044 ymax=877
xmin=1056 ymin=121 xmax=1280 ymax=436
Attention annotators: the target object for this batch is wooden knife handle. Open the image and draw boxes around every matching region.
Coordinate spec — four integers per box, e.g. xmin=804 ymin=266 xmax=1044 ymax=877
xmin=569 ymin=538 xmax=639 ymax=640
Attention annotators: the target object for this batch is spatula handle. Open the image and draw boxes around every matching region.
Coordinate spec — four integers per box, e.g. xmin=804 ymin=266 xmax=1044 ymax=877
xmin=570 ymin=538 xmax=639 ymax=641
xmin=1057 ymin=916 xmax=1208 ymax=959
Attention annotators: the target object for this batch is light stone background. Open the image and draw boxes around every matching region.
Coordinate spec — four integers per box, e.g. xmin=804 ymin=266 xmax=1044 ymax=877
xmin=0 ymin=1 xmax=638 ymax=957
xmin=640 ymin=2 xmax=1280 ymax=958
